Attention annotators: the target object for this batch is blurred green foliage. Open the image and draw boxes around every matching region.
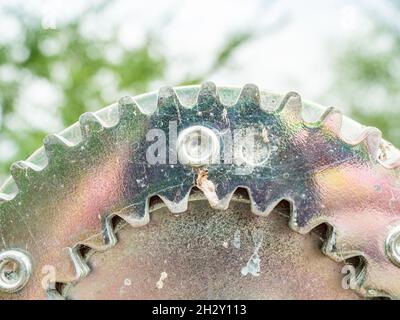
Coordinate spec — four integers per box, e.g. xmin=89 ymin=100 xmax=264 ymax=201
xmin=1 ymin=1 xmax=398 ymax=183
xmin=0 ymin=5 xmax=165 ymax=178
xmin=0 ymin=3 xmax=252 ymax=179
xmin=332 ymin=1 xmax=400 ymax=146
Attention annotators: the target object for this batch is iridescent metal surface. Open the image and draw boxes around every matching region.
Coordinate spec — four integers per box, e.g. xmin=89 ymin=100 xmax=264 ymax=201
xmin=0 ymin=83 xmax=399 ymax=299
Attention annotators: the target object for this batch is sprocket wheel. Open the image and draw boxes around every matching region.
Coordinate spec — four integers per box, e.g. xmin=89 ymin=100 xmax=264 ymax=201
xmin=1 ymin=83 xmax=400 ymax=299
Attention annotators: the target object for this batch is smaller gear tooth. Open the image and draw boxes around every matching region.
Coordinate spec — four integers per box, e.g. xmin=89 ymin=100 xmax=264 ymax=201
xmin=248 ymin=189 xmax=283 ymax=216
xmin=194 ymin=81 xmax=223 ymax=113
xmin=154 ymin=86 xmax=183 ymax=122
xmin=381 ymin=154 xmax=400 ymax=169
xmin=68 ymin=246 xmax=90 ymax=279
xmin=10 ymin=161 xmax=41 ymax=189
xmin=81 ymin=214 xmax=118 ymax=251
xmin=155 ymin=184 xmax=194 ymax=214
xmin=232 ymin=84 xmax=261 ymax=117
xmin=288 ymin=207 xmax=325 ymax=235
xmin=364 ymin=128 xmax=382 ymax=162
xmin=116 ymin=201 xmax=150 ymax=227
xmin=46 ymin=289 xmax=65 ymax=300
xmin=43 ymin=134 xmax=72 ymax=159
xmin=320 ymin=107 xmax=342 ymax=135
xmin=103 ymin=214 xmax=118 ymax=247
xmin=158 ymin=193 xmax=190 ymax=214
xmin=359 ymin=269 xmax=398 ymax=299
xmin=79 ymin=112 xmax=104 ymax=138
xmin=192 ymin=82 xmax=227 ymax=121
xmin=356 ymin=265 xmax=397 ymax=299
xmin=277 ymin=92 xmax=303 ymax=122
xmin=157 ymin=86 xmax=181 ymax=109
xmin=360 ymin=286 xmax=391 ymax=299
xmin=284 ymin=190 xmax=332 ymax=234
xmin=235 ymin=84 xmax=261 ymax=112
xmin=321 ymin=226 xmax=363 ymax=261
xmin=118 ymin=95 xmax=141 ymax=121
xmin=321 ymin=225 xmax=337 ymax=257
xmin=197 ymin=81 xmax=218 ymax=102
xmin=212 ymin=190 xmax=236 ymax=211
xmin=352 ymin=127 xmax=382 ymax=162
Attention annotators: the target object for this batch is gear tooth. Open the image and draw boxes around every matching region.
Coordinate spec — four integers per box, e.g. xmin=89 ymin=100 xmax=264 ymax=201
xmin=360 ymin=285 xmax=390 ymax=299
xmin=381 ymin=153 xmax=400 ymax=169
xmin=103 ymin=214 xmax=118 ymax=247
xmin=68 ymin=246 xmax=90 ymax=279
xmin=117 ymin=201 xmax=150 ymax=227
xmin=80 ymin=234 xmax=105 ymax=252
xmin=157 ymin=86 xmax=181 ymax=109
xmin=283 ymin=191 xmax=332 ymax=234
xmin=325 ymin=249 xmax=361 ymax=262
xmin=277 ymin=92 xmax=303 ymax=121
xmin=118 ymin=95 xmax=140 ymax=120
xmin=196 ymin=81 xmax=219 ymax=106
xmin=154 ymin=86 xmax=183 ymax=121
xmin=81 ymin=214 xmax=118 ymax=251
xmin=248 ymin=189 xmax=282 ymax=216
xmin=321 ymin=226 xmax=337 ymax=256
xmin=321 ymin=226 xmax=363 ymax=261
xmin=233 ymin=84 xmax=261 ymax=116
xmin=199 ymin=177 xmax=237 ymax=211
xmin=352 ymin=127 xmax=382 ymax=162
xmin=288 ymin=206 xmax=324 ymax=235
xmin=358 ymin=270 xmax=397 ymax=299
xmin=237 ymin=83 xmax=260 ymax=106
xmin=43 ymin=134 xmax=71 ymax=159
xmin=320 ymin=107 xmax=343 ymax=135
xmin=79 ymin=112 xmax=104 ymax=138
xmin=50 ymin=248 xmax=84 ymax=284
xmin=158 ymin=192 xmax=190 ymax=214
xmin=213 ymin=190 xmax=236 ymax=211
xmin=355 ymin=263 xmax=398 ymax=299
xmin=198 ymin=81 xmax=217 ymax=99
xmin=320 ymin=226 xmax=349 ymax=261
xmin=46 ymin=289 xmax=65 ymax=300
xmin=10 ymin=161 xmax=40 ymax=189
xmin=155 ymin=182 xmax=194 ymax=213
xmin=10 ymin=161 xmax=27 ymax=182
xmin=193 ymin=81 xmax=225 ymax=119
xmin=364 ymin=128 xmax=382 ymax=162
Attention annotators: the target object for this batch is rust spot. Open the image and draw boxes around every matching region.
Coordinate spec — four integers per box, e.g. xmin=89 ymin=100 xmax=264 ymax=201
xmin=196 ymin=168 xmax=219 ymax=207
xmin=262 ymin=127 xmax=269 ymax=143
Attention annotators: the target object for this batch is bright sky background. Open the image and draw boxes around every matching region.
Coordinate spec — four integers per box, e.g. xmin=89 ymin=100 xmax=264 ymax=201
xmin=0 ymin=0 xmax=395 ymax=175
xmin=0 ymin=0 xmax=390 ymax=103
xmin=0 ymin=0 xmax=393 ymax=129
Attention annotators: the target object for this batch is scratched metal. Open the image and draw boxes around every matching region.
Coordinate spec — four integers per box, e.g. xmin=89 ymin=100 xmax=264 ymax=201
xmin=0 ymin=83 xmax=399 ymax=300
xmin=64 ymin=196 xmax=359 ymax=300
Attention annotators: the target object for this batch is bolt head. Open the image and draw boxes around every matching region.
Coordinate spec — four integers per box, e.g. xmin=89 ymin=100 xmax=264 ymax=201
xmin=177 ymin=126 xmax=220 ymax=166
xmin=0 ymin=249 xmax=32 ymax=293
xmin=386 ymin=226 xmax=400 ymax=267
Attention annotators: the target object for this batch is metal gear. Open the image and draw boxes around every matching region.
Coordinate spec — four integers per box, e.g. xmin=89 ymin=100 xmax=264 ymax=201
xmin=0 ymin=82 xmax=400 ymax=299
